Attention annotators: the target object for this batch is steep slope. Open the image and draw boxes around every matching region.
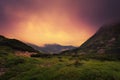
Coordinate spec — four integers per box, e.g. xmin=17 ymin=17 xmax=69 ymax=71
xmin=78 ymin=23 xmax=120 ymax=54
xmin=28 ymin=43 xmax=76 ymax=54
xmin=0 ymin=35 xmax=38 ymax=52
xmin=62 ymin=23 xmax=120 ymax=54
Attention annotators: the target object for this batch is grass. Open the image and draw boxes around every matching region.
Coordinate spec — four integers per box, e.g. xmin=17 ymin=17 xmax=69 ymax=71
xmin=0 ymin=47 xmax=120 ymax=80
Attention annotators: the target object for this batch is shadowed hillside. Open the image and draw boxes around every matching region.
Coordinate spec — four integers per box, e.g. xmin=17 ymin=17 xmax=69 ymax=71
xmin=0 ymin=35 xmax=38 ymax=53
xmin=61 ymin=23 xmax=120 ymax=54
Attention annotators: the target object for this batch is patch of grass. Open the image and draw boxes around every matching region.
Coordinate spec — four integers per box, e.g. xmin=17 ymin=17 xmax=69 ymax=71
xmin=0 ymin=47 xmax=120 ymax=80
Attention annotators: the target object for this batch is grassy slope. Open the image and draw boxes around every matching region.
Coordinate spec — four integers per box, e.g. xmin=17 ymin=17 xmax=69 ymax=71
xmin=0 ymin=47 xmax=120 ymax=80
xmin=0 ymin=35 xmax=38 ymax=52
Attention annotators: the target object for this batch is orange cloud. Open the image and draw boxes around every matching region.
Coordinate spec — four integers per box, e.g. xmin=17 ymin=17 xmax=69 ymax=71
xmin=0 ymin=0 xmax=96 ymax=47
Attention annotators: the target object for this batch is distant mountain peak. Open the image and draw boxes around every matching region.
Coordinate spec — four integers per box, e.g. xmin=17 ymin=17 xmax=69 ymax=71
xmin=28 ymin=43 xmax=76 ymax=54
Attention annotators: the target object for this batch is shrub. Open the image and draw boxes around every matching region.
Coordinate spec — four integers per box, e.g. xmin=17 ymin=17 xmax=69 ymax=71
xmin=5 ymin=57 xmax=26 ymax=67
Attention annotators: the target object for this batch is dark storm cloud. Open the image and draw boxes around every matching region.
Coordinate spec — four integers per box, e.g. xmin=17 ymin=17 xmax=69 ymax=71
xmin=0 ymin=0 xmax=120 ymax=29
xmin=0 ymin=0 xmax=32 ymax=27
xmin=70 ymin=0 xmax=120 ymax=26
xmin=0 ymin=0 xmax=50 ymax=28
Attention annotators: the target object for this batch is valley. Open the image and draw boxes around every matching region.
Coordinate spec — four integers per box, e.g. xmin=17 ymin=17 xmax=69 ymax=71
xmin=0 ymin=0 xmax=120 ymax=80
xmin=0 ymin=23 xmax=120 ymax=80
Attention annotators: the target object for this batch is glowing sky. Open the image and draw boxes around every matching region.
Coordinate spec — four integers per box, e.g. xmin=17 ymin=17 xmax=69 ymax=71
xmin=0 ymin=0 xmax=120 ymax=46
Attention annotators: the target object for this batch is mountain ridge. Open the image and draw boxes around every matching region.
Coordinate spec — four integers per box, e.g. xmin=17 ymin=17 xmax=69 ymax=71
xmin=61 ymin=23 xmax=120 ymax=54
xmin=0 ymin=35 xmax=38 ymax=53
xmin=28 ymin=43 xmax=76 ymax=54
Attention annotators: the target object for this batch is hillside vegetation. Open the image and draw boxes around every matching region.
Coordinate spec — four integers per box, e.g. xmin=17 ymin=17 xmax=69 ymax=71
xmin=0 ymin=46 xmax=120 ymax=80
xmin=0 ymin=35 xmax=38 ymax=52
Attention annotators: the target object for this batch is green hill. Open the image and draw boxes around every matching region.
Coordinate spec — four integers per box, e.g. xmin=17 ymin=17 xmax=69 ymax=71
xmin=0 ymin=35 xmax=38 ymax=53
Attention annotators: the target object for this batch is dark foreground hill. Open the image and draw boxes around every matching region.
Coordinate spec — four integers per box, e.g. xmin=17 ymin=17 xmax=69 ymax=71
xmin=62 ymin=23 xmax=120 ymax=54
xmin=0 ymin=35 xmax=38 ymax=52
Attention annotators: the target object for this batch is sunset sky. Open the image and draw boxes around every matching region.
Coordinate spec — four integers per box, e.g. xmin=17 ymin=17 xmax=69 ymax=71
xmin=0 ymin=0 xmax=120 ymax=46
